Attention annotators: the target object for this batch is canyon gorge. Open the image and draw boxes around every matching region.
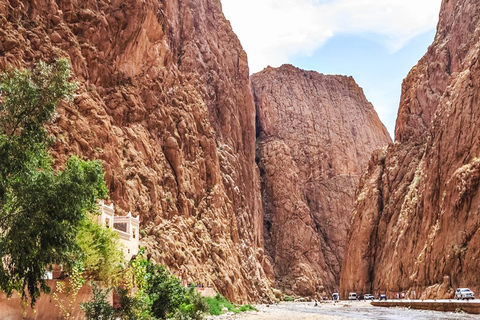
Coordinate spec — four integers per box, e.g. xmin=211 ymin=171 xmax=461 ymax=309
xmin=0 ymin=0 xmax=271 ymax=302
xmin=252 ymin=65 xmax=390 ymax=296
xmin=340 ymin=0 xmax=480 ymax=300
xmin=1 ymin=0 xmax=479 ymax=305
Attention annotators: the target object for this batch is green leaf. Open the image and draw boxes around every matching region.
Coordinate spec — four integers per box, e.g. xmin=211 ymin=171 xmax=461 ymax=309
xmin=0 ymin=60 xmax=107 ymax=307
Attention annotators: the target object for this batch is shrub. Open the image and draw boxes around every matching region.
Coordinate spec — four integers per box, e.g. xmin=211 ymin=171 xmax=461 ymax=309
xmin=75 ymin=215 xmax=124 ymax=286
xmin=205 ymin=294 xmax=233 ymax=315
xmin=204 ymin=293 xmax=256 ymax=315
xmin=80 ymin=282 xmax=114 ymax=320
xmin=114 ymin=287 xmax=142 ymax=320
xmin=238 ymin=305 xmax=256 ymax=312
xmin=182 ymin=286 xmax=209 ymax=320
xmin=284 ymin=295 xmax=295 ymax=302
xmin=146 ymin=264 xmax=186 ymax=318
xmin=128 ymin=254 xmax=208 ymax=319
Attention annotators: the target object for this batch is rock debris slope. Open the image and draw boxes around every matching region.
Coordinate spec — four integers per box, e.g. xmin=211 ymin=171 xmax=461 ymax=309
xmin=341 ymin=0 xmax=480 ymax=299
xmin=0 ymin=0 xmax=274 ymax=302
xmin=252 ymin=65 xmax=391 ymax=297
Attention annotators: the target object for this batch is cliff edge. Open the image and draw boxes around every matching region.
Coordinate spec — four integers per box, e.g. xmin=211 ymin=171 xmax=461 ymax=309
xmin=252 ymin=64 xmax=391 ymax=296
xmin=341 ymin=0 xmax=480 ymax=299
xmin=0 ymin=0 xmax=273 ymax=302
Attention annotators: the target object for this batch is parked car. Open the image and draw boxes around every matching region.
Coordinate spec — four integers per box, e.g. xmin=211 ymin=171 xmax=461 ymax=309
xmin=332 ymin=293 xmax=339 ymax=300
xmin=380 ymin=294 xmax=387 ymax=300
xmin=455 ymin=288 xmax=475 ymax=300
xmin=364 ymin=294 xmax=374 ymax=300
xmin=348 ymin=292 xmax=357 ymax=300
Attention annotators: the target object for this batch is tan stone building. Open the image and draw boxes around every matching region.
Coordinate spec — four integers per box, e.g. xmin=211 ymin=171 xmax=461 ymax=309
xmin=98 ymin=201 xmax=140 ymax=261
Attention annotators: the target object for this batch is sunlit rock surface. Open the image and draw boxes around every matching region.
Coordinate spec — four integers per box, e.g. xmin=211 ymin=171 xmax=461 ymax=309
xmin=0 ymin=0 xmax=274 ymax=302
xmin=252 ymin=65 xmax=391 ymax=297
xmin=341 ymin=0 xmax=480 ymax=300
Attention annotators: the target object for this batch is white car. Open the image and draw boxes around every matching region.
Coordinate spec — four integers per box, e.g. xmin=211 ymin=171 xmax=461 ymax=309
xmin=455 ymin=288 xmax=474 ymax=300
xmin=348 ymin=292 xmax=357 ymax=300
xmin=364 ymin=294 xmax=374 ymax=300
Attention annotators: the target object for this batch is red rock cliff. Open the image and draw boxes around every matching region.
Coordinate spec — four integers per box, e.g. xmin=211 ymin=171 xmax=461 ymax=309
xmin=252 ymin=65 xmax=391 ymax=297
xmin=341 ymin=0 xmax=480 ymax=299
xmin=0 ymin=0 xmax=274 ymax=302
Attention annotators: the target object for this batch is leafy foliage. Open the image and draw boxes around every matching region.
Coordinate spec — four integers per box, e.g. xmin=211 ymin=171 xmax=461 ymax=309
xmin=104 ymin=250 xmax=251 ymax=319
xmin=0 ymin=59 xmax=76 ymax=139
xmin=123 ymin=248 xmax=155 ymax=319
xmin=204 ymin=293 xmax=256 ymax=315
xmin=237 ymin=304 xmax=256 ymax=312
xmin=119 ymin=250 xmax=208 ymax=319
xmin=114 ymin=286 xmax=143 ymax=320
xmin=52 ymin=262 xmax=85 ymax=319
xmin=79 ymin=282 xmax=114 ymax=320
xmin=176 ymin=287 xmax=209 ymax=320
xmin=0 ymin=60 xmax=108 ymax=306
xmin=145 ymin=263 xmax=187 ymax=319
xmin=75 ymin=215 xmax=124 ymax=286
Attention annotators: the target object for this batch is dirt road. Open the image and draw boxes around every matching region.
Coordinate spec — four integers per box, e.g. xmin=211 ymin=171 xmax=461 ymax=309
xmin=206 ymin=301 xmax=480 ymax=320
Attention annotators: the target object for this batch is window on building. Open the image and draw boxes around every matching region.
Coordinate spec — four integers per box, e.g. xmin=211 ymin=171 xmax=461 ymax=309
xmin=114 ymin=222 xmax=127 ymax=232
xmin=105 ymin=218 xmax=110 ymax=228
xmin=132 ymin=228 xmax=136 ymax=239
xmin=128 ymin=249 xmax=130 ymax=254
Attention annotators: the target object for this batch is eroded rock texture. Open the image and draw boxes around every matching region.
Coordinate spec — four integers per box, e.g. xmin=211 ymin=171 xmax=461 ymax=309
xmin=0 ymin=0 xmax=274 ymax=302
xmin=341 ymin=0 xmax=480 ymax=299
xmin=252 ymin=65 xmax=391 ymax=297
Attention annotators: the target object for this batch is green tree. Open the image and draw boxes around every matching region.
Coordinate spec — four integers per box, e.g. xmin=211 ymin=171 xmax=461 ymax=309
xmin=0 ymin=59 xmax=108 ymax=306
xmin=146 ymin=263 xmax=186 ymax=319
xmin=75 ymin=215 xmax=124 ymax=286
xmin=79 ymin=282 xmax=114 ymax=320
xmin=127 ymin=251 xmax=207 ymax=320
xmin=114 ymin=286 xmax=143 ymax=320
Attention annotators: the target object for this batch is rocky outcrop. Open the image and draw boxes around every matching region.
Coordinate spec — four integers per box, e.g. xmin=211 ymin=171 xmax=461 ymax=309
xmin=341 ymin=0 xmax=480 ymax=299
xmin=0 ymin=0 xmax=273 ymax=302
xmin=252 ymin=65 xmax=391 ymax=297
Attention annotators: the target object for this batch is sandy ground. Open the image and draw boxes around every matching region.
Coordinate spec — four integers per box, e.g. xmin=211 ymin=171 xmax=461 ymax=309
xmin=204 ymin=301 xmax=480 ymax=320
xmin=205 ymin=302 xmax=367 ymax=320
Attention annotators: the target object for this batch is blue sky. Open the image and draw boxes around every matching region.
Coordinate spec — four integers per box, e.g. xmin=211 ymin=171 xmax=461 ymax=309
xmin=221 ymin=0 xmax=443 ymax=138
xmin=290 ymin=30 xmax=436 ymax=136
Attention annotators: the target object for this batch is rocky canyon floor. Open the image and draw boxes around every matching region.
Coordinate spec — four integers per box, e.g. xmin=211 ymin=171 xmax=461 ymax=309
xmin=206 ymin=302 xmax=480 ymax=320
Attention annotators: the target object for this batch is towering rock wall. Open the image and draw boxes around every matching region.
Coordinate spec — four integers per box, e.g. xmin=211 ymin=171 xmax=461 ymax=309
xmin=341 ymin=0 xmax=480 ymax=299
xmin=252 ymin=65 xmax=391 ymax=297
xmin=0 ymin=0 xmax=273 ymax=302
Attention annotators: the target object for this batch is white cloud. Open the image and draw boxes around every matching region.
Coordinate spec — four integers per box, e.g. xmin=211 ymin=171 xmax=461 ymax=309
xmin=221 ymin=0 xmax=442 ymax=72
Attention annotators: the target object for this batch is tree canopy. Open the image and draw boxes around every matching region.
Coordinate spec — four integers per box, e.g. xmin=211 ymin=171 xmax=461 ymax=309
xmin=75 ymin=214 xmax=124 ymax=285
xmin=0 ymin=59 xmax=108 ymax=305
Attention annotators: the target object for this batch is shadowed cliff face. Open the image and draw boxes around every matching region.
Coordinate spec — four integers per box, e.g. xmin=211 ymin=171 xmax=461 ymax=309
xmin=341 ymin=0 xmax=480 ymax=300
xmin=252 ymin=65 xmax=391 ymax=297
xmin=0 ymin=0 xmax=274 ymax=302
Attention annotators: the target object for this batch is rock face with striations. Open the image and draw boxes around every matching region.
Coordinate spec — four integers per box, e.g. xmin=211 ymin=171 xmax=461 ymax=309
xmin=251 ymin=65 xmax=391 ymax=297
xmin=341 ymin=0 xmax=480 ymax=299
xmin=0 ymin=0 xmax=274 ymax=302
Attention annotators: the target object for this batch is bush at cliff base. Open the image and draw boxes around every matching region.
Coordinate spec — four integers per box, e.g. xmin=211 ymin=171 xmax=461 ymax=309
xmin=204 ymin=293 xmax=256 ymax=315
xmin=106 ymin=249 xmax=209 ymax=319
xmin=80 ymin=282 xmax=115 ymax=320
xmin=81 ymin=248 xmax=256 ymax=319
